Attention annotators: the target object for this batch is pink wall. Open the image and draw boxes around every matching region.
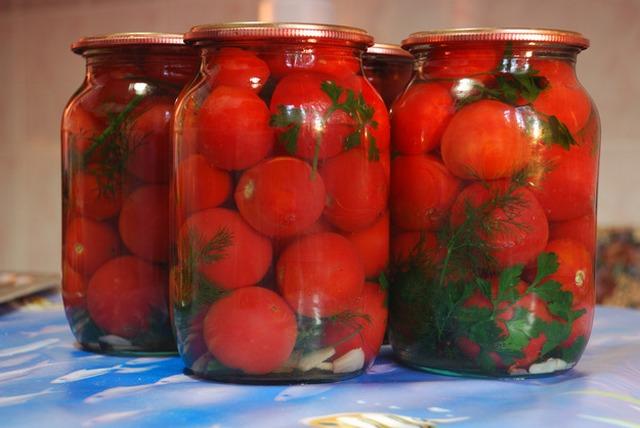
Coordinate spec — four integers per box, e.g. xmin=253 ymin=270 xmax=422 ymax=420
xmin=1 ymin=0 xmax=638 ymax=271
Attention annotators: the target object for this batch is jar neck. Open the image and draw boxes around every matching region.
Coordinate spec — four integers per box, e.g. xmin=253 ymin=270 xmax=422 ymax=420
xmin=84 ymin=47 xmax=198 ymax=83
xmin=199 ymin=43 xmax=365 ymax=74
xmin=411 ymin=42 xmax=581 ymax=77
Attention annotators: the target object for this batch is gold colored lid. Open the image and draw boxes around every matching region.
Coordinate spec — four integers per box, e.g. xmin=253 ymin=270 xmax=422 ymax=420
xmin=184 ymin=22 xmax=374 ymax=47
xmin=366 ymin=43 xmax=413 ymax=58
xmin=71 ymin=32 xmax=187 ymax=54
xmin=402 ymin=28 xmax=589 ymax=50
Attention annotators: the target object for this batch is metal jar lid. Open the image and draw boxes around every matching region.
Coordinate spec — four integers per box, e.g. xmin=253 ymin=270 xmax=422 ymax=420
xmin=184 ymin=22 xmax=374 ymax=48
xmin=71 ymin=32 xmax=188 ymax=54
xmin=402 ymin=28 xmax=589 ymax=50
xmin=365 ymin=43 xmax=413 ymax=59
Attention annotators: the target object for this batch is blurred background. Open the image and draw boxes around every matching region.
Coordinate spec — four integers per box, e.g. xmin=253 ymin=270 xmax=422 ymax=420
xmin=0 ymin=0 xmax=639 ymax=305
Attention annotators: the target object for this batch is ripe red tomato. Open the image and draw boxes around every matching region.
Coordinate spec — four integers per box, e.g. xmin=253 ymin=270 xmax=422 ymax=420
xmin=270 ymin=72 xmax=354 ymax=161
xmin=391 ymin=231 xmax=440 ymax=266
xmin=197 ymin=85 xmax=274 ymax=170
xmin=530 ymin=145 xmax=596 ymax=222
xmin=450 ymin=181 xmax=549 ymax=269
xmin=71 ymin=170 xmax=123 ymax=220
xmin=320 ymin=150 xmax=388 ymax=232
xmin=209 ymin=47 xmax=270 ymax=92
xmin=178 ymin=208 xmax=272 ymax=289
xmin=64 ymin=216 xmax=119 ymax=276
xmin=441 ymin=100 xmax=532 ymax=180
xmin=203 ymin=286 xmax=297 ymax=374
xmin=391 ymin=82 xmax=454 ymax=155
xmin=176 ymin=155 xmax=232 ymax=218
xmin=126 ymin=99 xmax=173 ymax=183
xmin=63 ymin=104 xmax=102 ymax=163
xmin=87 ymin=256 xmax=167 ymax=339
xmin=118 ymin=185 xmax=169 ymax=263
xmin=78 ymin=79 xmax=136 ymax=121
xmin=423 ymin=45 xmax=503 ymax=80
xmin=277 ymin=232 xmax=365 ymax=317
xmin=235 ymin=157 xmax=326 ymax=237
xmin=345 ymin=212 xmax=389 ymax=279
xmin=322 ymin=282 xmax=388 ymax=362
xmin=532 ymin=75 xmax=591 ymax=135
xmin=62 ymin=262 xmax=86 ymax=307
xmin=390 ymin=155 xmax=461 ymax=231
xmin=263 ymin=48 xmax=361 ymax=79
xmin=549 ymin=212 xmax=596 ymax=256
xmin=544 ymin=239 xmax=594 ymax=309
xmin=530 ymin=58 xmax=576 ymax=86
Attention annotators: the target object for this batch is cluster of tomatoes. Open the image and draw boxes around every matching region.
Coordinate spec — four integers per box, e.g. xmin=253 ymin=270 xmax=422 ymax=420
xmin=171 ymin=47 xmax=390 ymax=376
xmin=61 ymin=57 xmax=196 ymax=348
xmin=389 ymin=48 xmax=598 ymax=374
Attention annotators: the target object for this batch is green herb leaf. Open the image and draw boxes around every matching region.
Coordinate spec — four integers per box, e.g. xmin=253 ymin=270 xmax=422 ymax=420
xmin=541 ymin=114 xmax=578 ymax=150
xmin=531 ymin=252 xmax=559 ymax=287
xmin=497 ymin=264 xmax=525 ymax=303
xmin=270 ymin=105 xmax=304 ymax=155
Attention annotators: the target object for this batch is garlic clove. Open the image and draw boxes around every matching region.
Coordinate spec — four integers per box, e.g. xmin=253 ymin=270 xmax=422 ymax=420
xmin=332 ymin=348 xmax=365 ymax=373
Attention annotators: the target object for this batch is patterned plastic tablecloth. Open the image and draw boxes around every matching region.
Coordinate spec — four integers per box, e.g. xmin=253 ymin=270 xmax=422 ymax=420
xmin=0 ymin=295 xmax=639 ymax=428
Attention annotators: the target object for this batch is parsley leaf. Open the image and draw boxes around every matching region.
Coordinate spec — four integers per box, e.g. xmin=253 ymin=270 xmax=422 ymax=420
xmin=269 ymin=105 xmax=303 ymax=155
xmin=541 ymin=114 xmax=578 ymax=150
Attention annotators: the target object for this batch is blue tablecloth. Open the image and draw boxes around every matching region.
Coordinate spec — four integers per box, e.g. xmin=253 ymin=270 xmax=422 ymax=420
xmin=0 ymin=294 xmax=639 ymax=428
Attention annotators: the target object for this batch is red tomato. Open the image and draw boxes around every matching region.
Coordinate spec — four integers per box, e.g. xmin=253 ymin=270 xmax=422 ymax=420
xmin=272 ymin=217 xmax=335 ymax=257
xmin=263 ymin=48 xmax=361 ymax=79
xmin=450 ymin=181 xmax=549 ymax=269
xmin=86 ymin=256 xmax=167 ymax=338
xmin=176 ymin=155 xmax=232 ymax=218
xmin=269 ymin=72 xmax=354 ymax=161
xmin=78 ymin=79 xmax=137 ymax=121
xmin=235 ymin=157 xmax=326 ymax=237
xmin=441 ymin=100 xmax=532 ymax=180
xmin=530 ymin=145 xmax=596 ymax=221
xmin=424 ymin=45 xmax=503 ymax=80
xmin=530 ymin=58 xmax=576 ymax=86
xmin=549 ymin=212 xmax=596 ymax=256
xmin=197 ymin=85 xmax=274 ymax=170
xmin=390 ymin=155 xmax=461 ymax=231
xmin=71 ymin=170 xmax=123 ymax=220
xmin=209 ymin=47 xmax=270 ymax=92
xmin=532 ymin=75 xmax=591 ymax=135
xmin=543 ymin=239 xmax=594 ymax=308
xmin=391 ymin=82 xmax=454 ymax=154
xmin=63 ymin=104 xmax=102 ymax=162
xmin=345 ymin=212 xmax=389 ymax=279
xmin=64 ymin=216 xmax=119 ymax=275
xmin=126 ymin=99 xmax=173 ymax=183
xmin=391 ymin=231 xmax=440 ymax=266
xmin=323 ymin=282 xmax=388 ymax=362
xmin=277 ymin=232 xmax=365 ymax=317
xmin=119 ymin=185 xmax=169 ymax=263
xmin=320 ymin=150 xmax=388 ymax=232
xmin=562 ymin=306 xmax=594 ymax=349
xmin=62 ymin=262 xmax=86 ymax=307
xmin=203 ymin=286 xmax=297 ymax=374
xmin=178 ymin=208 xmax=272 ymax=289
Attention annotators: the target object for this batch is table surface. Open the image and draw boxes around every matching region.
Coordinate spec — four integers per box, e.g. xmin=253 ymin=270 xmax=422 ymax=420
xmin=0 ymin=295 xmax=639 ymax=428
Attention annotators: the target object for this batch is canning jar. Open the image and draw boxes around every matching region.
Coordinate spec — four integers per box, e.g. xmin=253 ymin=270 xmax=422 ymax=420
xmin=172 ymin=22 xmax=390 ymax=382
xmin=388 ymin=28 xmax=599 ymax=377
xmin=363 ymin=43 xmax=414 ymax=108
xmin=61 ymin=33 xmax=198 ymax=354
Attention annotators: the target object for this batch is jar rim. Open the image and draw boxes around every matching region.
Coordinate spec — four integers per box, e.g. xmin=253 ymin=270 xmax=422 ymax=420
xmin=71 ymin=32 xmax=188 ymax=54
xmin=402 ymin=27 xmax=589 ymax=50
xmin=184 ymin=21 xmax=374 ymax=48
xmin=366 ymin=43 xmax=413 ymax=58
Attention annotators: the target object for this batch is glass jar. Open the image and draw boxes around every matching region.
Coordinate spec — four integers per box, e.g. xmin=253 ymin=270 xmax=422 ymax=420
xmin=388 ymin=28 xmax=599 ymax=377
xmin=61 ymin=33 xmax=198 ymax=354
xmin=363 ymin=43 xmax=414 ymax=108
xmin=172 ymin=22 xmax=390 ymax=382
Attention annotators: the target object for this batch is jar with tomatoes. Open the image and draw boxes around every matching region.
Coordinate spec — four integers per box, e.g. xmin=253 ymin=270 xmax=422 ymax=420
xmin=61 ymin=33 xmax=198 ymax=354
xmin=388 ymin=28 xmax=599 ymax=377
xmin=362 ymin=43 xmax=414 ymax=108
xmin=172 ymin=23 xmax=390 ymax=382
